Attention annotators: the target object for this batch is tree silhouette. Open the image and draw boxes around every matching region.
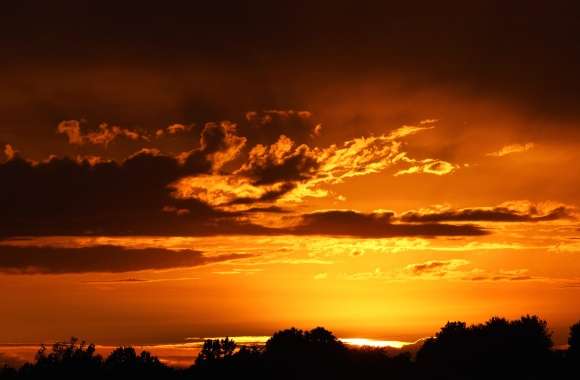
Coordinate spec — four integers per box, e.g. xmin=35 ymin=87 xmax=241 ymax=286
xmin=189 ymin=337 xmax=241 ymax=378
xmin=18 ymin=337 xmax=102 ymax=379
xmin=263 ymin=327 xmax=347 ymax=379
xmin=1 ymin=317 xmax=579 ymax=380
xmin=103 ymin=346 xmax=170 ymax=379
xmin=569 ymin=321 xmax=580 ymax=354
xmin=568 ymin=320 xmax=580 ymax=373
xmin=195 ymin=337 xmax=236 ymax=366
xmin=416 ymin=315 xmax=554 ymax=380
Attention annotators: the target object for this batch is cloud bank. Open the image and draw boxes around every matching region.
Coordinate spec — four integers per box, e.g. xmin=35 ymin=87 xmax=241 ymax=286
xmin=0 ymin=245 xmax=252 ymax=274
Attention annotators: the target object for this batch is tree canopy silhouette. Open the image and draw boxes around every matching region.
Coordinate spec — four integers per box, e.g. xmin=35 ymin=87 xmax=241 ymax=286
xmin=416 ymin=315 xmax=554 ymax=380
xmin=1 ymin=316 xmax=579 ymax=380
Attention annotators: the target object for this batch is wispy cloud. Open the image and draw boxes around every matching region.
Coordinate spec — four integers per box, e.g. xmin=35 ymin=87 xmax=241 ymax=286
xmin=487 ymin=142 xmax=535 ymax=157
xmin=400 ymin=201 xmax=576 ymax=223
xmin=57 ymin=120 xmax=148 ymax=147
xmin=341 ymin=261 xmax=558 ymax=283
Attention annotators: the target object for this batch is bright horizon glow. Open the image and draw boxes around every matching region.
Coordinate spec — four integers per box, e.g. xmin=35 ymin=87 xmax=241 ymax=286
xmin=186 ymin=336 xmax=417 ymax=349
xmin=339 ymin=338 xmax=414 ymax=348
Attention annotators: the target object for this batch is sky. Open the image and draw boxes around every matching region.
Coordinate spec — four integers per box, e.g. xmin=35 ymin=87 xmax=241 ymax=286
xmin=1 ymin=1 xmax=580 ymax=366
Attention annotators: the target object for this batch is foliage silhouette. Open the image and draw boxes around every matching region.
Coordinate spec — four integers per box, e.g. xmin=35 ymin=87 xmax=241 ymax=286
xmin=103 ymin=346 xmax=171 ymax=379
xmin=18 ymin=338 xmax=102 ymax=380
xmin=416 ymin=315 xmax=554 ymax=379
xmin=568 ymin=320 xmax=580 ymax=372
xmin=262 ymin=327 xmax=348 ymax=379
xmin=1 ymin=316 xmax=579 ymax=380
xmin=195 ymin=337 xmax=237 ymax=366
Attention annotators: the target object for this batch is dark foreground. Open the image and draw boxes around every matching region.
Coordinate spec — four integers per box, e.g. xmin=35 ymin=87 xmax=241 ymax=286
xmin=1 ymin=315 xmax=579 ymax=379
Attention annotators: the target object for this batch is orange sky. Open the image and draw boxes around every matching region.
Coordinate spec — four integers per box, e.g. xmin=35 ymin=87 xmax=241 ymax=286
xmin=1 ymin=2 xmax=580 ymax=367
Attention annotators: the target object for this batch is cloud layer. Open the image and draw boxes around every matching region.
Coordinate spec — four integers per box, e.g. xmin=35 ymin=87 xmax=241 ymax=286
xmin=0 ymin=245 xmax=252 ymax=274
xmin=1 ymin=113 xmax=574 ymax=240
xmin=400 ymin=202 xmax=575 ymax=223
xmin=292 ymin=210 xmax=486 ymax=237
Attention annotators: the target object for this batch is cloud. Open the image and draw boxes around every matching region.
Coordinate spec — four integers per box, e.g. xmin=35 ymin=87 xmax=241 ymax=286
xmin=242 ymin=110 xmax=319 ymax=146
xmin=0 ymin=145 xmax=487 ymax=238
xmin=548 ymin=241 xmax=580 ymax=253
xmin=170 ymin=175 xmax=296 ymax=208
xmin=235 ymin=135 xmax=319 ymax=185
xmin=84 ymin=276 xmax=201 ymax=284
xmin=0 ymin=119 xmax=496 ymax=239
xmin=343 ymin=267 xmax=385 ymax=281
xmin=315 ymin=124 xmax=432 ymax=183
xmin=487 ymin=142 xmax=535 ymax=157
xmin=404 ymin=261 xmax=538 ymax=282
xmin=0 ymin=151 xmax=237 ymax=237
xmin=1 ymin=134 xmax=563 ymax=240
xmin=155 ymin=123 xmax=194 ymax=138
xmin=0 ymin=121 xmax=257 ymax=237
xmin=405 ymin=259 xmax=469 ymax=276
xmin=211 ymin=122 xmax=433 ymax=202
xmin=394 ymin=157 xmax=458 ymax=176
xmin=3 ymin=144 xmax=16 ymax=161
xmin=4 ymin=3 xmax=580 ymax=128
xmin=313 ymin=272 xmax=328 ymax=280
xmin=212 ymin=268 xmax=263 ymax=276
xmin=57 ymin=120 xmax=148 ymax=147
xmin=400 ymin=201 xmax=575 ymax=223
xmin=182 ymin=121 xmax=247 ymax=172
xmin=173 ymin=124 xmax=452 ymax=209
xmin=0 ymin=245 xmax=253 ymax=274
xmin=294 ymin=237 xmax=527 ymax=258
xmin=343 ymin=261 xmax=543 ymax=282
xmin=291 ymin=209 xmax=486 ymax=238
xmin=466 ymin=269 xmax=535 ymax=282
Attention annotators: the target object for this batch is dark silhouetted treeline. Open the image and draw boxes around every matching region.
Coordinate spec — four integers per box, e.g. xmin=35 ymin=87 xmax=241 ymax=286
xmin=1 ymin=316 xmax=579 ymax=379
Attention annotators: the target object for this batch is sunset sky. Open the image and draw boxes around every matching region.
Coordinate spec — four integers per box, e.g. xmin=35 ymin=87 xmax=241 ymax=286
xmin=1 ymin=1 xmax=580 ymax=366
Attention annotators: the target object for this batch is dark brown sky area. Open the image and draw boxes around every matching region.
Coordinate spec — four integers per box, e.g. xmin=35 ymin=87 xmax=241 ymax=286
xmin=1 ymin=1 xmax=579 ymax=157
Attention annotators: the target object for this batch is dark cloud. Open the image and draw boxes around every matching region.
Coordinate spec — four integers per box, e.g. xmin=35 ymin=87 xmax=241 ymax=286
xmin=56 ymin=120 xmax=147 ymax=147
xmin=183 ymin=121 xmax=246 ymax=172
xmin=235 ymin=135 xmax=320 ymax=185
xmin=400 ymin=204 xmax=574 ymax=223
xmin=242 ymin=206 xmax=290 ymax=214
xmin=0 ymin=159 xmax=235 ymax=238
xmin=1 ymin=140 xmax=556 ymax=239
xmin=240 ymin=110 xmax=320 ymax=146
xmin=1 ymin=0 xmax=579 ymax=145
xmin=291 ymin=210 xmax=486 ymax=238
xmin=222 ymin=182 xmax=298 ymax=207
xmin=406 ymin=260 xmax=467 ymax=276
xmin=0 ymin=245 xmax=253 ymax=274
xmin=0 ymin=122 xmax=256 ymax=237
xmin=86 ymin=278 xmax=150 ymax=284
